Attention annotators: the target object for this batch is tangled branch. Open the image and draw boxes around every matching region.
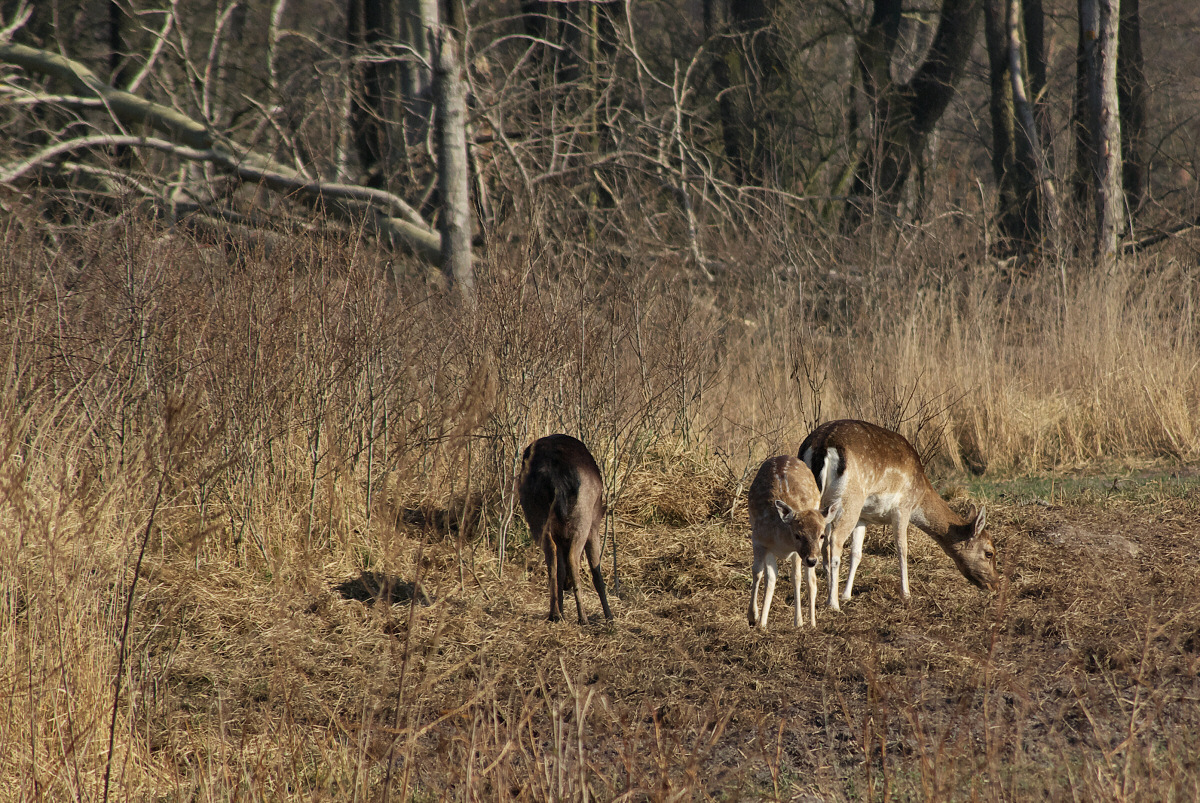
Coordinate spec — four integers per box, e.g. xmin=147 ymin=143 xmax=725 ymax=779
xmin=0 ymin=42 xmax=442 ymax=263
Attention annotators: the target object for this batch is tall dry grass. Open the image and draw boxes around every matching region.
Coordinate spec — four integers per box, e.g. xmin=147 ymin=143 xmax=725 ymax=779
xmin=2 ymin=206 xmax=1200 ymax=800
xmin=716 ymin=242 xmax=1200 ymax=474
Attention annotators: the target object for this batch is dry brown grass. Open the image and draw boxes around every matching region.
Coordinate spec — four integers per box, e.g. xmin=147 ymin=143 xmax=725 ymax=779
xmin=3 ymin=213 xmax=1200 ymax=801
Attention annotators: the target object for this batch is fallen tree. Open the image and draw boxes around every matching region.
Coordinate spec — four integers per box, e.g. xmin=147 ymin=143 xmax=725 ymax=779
xmin=0 ymin=42 xmax=442 ymax=264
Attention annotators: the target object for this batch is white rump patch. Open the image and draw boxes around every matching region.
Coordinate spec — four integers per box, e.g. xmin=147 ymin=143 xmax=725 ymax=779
xmin=819 ymin=448 xmax=845 ymax=508
xmin=800 ymin=446 xmax=816 ymax=477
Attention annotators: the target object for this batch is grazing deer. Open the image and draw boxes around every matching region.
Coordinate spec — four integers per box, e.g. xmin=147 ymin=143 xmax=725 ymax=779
xmin=747 ymin=455 xmax=842 ymax=629
xmin=518 ymin=434 xmax=614 ymax=624
xmin=799 ymin=420 xmax=997 ymax=610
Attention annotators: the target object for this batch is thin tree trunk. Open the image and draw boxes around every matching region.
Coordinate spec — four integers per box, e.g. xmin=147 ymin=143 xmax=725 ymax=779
xmin=705 ymin=0 xmax=746 ymax=183
xmin=349 ymin=0 xmax=402 ymax=187
xmin=108 ymin=0 xmax=130 ymax=87
xmin=1071 ymin=4 xmax=1091 ymax=210
xmin=845 ymin=0 xmax=902 ymax=222
xmin=1080 ymin=0 xmax=1123 ymax=269
xmin=433 ymin=26 xmax=474 ymax=302
xmin=521 ymin=0 xmax=571 ymax=123
xmin=108 ymin=0 xmax=134 ymax=167
xmin=1117 ymin=0 xmax=1146 ymax=217
xmin=984 ymin=0 xmax=1037 ymax=249
xmin=1022 ymin=0 xmax=1053 ymax=171
xmin=399 ymin=0 xmax=436 ymax=148
xmin=705 ymin=0 xmax=778 ymax=186
xmin=1006 ymin=0 xmax=1060 ymax=251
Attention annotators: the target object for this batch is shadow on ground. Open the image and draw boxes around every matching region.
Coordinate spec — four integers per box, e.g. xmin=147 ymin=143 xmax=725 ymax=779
xmin=334 ymin=571 xmax=432 ymax=606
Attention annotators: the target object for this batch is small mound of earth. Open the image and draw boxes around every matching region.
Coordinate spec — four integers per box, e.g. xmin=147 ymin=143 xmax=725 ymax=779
xmin=1035 ymin=523 xmax=1139 ymax=560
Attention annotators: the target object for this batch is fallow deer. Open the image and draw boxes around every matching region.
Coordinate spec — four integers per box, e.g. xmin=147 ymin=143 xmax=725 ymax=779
xmin=799 ymin=419 xmax=997 ymax=610
xmin=518 ymin=434 xmax=614 ymax=624
xmin=747 ymin=455 xmax=842 ymax=629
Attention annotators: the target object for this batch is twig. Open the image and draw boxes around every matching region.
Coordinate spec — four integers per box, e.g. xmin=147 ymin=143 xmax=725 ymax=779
xmin=102 ymin=447 xmax=171 ymax=803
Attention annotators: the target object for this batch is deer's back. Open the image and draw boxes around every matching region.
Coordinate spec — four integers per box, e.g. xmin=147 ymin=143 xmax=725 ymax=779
xmin=749 ymin=456 xmax=821 ymax=518
xmin=800 ymin=419 xmax=927 ymax=500
xmin=519 ymin=435 xmax=604 ymax=527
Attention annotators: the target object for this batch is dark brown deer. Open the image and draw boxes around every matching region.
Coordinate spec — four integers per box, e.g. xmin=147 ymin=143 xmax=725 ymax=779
xmin=518 ymin=434 xmax=614 ymax=624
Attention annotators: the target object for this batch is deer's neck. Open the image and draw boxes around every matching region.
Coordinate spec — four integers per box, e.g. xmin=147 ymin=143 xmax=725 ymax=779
xmin=909 ymin=483 xmax=969 ymax=546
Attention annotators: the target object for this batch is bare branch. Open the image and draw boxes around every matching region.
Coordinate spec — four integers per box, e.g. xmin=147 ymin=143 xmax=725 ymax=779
xmin=127 ymin=8 xmax=174 ymax=94
xmin=0 ymin=87 xmax=104 ymax=108
xmin=0 ymin=41 xmax=443 ymax=263
xmin=0 ymin=42 xmax=214 ymax=149
xmin=0 ymin=135 xmax=208 ymax=183
xmin=0 ymin=1 xmax=31 ymax=42
xmin=60 ymin=160 xmax=161 ymax=198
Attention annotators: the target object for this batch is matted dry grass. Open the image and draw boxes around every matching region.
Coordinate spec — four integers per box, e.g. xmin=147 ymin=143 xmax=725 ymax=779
xmin=7 ymin=455 xmax=1200 ymax=801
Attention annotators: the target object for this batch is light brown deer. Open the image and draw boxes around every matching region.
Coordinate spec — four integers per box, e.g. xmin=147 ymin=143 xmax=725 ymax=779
xmin=518 ymin=434 xmax=614 ymax=624
xmin=747 ymin=455 xmax=841 ymax=629
xmin=799 ymin=420 xmax=997 ymax=610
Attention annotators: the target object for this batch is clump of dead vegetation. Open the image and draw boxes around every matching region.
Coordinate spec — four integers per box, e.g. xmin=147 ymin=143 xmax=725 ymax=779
xmin=3 ymin=209 xmax=1200 ymax=801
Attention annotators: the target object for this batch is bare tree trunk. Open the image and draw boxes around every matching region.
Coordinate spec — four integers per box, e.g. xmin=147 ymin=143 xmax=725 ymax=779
xmin=1005 ymin=0 xmax=1060 ymax=252
xmin=432 ymin=26 xmax=474 ymax=302
xmin=1117 ymin=0 xmax=1146 ymax=217
xmin=348 ymin=0 xmax=403 ymax=187
xmin=1071 ymin=9 xmax=1090 ymax=210
xmin=984 ymin=0 xmax=1038 ymax=250
xmin=107 ymin=0 xmax=129 ymax=87
xmin=1079 ymin=0 xmax=1123 ymax=269
xmin=399 ymin=0 xmax=437 ymax=147
xmin=108 ymin=0 xmax=133 ymax=168
xmin=845 ymin=0 xmax=982 ymax=228
xmin=520 ymin=0 xmax=574 ymax=122
xmin=705 ymin=0 xmax=781 ymax=186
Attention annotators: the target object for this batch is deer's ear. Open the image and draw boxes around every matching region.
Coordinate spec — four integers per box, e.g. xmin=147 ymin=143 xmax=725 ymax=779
xmin=974 ymin=506 xmax=987 ymax=536
xmin=774 ymin=499 xmax=795 ymax=522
